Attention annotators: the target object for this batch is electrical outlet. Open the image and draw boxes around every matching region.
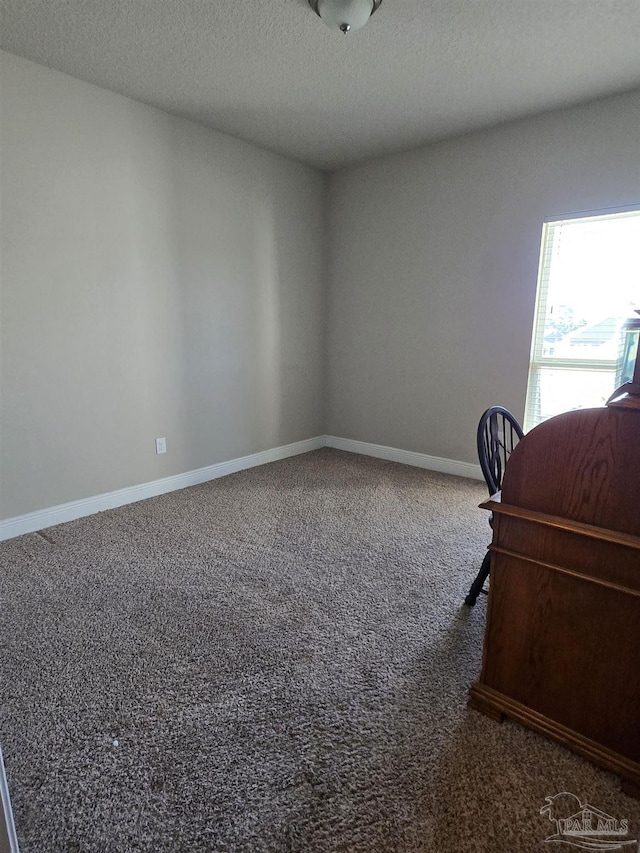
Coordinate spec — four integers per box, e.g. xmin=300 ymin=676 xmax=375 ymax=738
xmin=155 ymin=437 xmax=167 ymax=455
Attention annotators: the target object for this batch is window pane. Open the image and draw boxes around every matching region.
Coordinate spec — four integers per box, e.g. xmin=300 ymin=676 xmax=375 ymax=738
xmin=541 ymin=215 xmax=640 ymax=362
xmin=528 ymin=367 xmax=617 ymax=429
xmin=542 ymin=316 xmax=623 ymax=361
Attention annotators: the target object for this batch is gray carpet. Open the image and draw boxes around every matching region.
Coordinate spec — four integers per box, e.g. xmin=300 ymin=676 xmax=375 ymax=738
xmin=1 ymin=448 xmax=638 ymax=852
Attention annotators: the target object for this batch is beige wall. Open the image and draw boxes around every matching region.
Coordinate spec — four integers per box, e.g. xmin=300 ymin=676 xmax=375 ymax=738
xmin=326 ymin=91 xmax=640 ymax=464
xmin=2 ymin=49 xmax=639 ymax=522
xmin=0 ymin=51 xmax=327 ymax=518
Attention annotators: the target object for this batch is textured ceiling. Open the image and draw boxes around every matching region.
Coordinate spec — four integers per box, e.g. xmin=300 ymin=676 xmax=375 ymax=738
xmin=2 ymin=0 xmax=640 ymax=171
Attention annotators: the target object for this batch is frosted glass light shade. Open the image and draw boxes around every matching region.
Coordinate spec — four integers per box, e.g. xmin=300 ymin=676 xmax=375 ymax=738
xmin=315 ymin=0 xmax=376 ymax=33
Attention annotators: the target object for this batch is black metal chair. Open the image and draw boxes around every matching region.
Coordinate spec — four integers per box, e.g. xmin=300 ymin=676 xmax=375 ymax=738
xmin=464 ymin=406 xmax=524 ymax=606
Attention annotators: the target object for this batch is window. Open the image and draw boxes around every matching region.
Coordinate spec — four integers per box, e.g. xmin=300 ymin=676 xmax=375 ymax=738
xmin=524 ymin=208 xmax=640 ymax=432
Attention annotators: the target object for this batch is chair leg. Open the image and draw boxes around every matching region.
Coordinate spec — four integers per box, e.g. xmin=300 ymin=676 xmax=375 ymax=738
xmin=465 ymin=550 xmax=491 ymax=607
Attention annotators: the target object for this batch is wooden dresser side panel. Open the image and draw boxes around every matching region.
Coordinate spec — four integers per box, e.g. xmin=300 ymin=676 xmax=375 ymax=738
xmin=502 ymin=408 xmax=640 ymax=536
xmin=482 ymin=547 xmax=640 ymax=762
xmin=496 ymin=515 xmax=640 ymax=592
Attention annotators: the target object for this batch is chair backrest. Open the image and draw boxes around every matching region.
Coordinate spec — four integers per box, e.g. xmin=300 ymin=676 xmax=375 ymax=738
xmin=477 ymin=406 xmax=524 ymax=496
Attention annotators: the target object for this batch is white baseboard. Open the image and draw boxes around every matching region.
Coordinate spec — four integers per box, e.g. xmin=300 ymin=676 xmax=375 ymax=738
xmin=324 ymin=435 xmax=483 ymax=481
xmin=0 ymin=436 xmax=324 ymax=542
xmin=0 ymin=435 xmax=481 ymax=542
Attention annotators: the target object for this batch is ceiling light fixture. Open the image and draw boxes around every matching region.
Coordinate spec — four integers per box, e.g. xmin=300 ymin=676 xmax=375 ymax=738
xmin=308 ymin=0 xmax=382 ymax=34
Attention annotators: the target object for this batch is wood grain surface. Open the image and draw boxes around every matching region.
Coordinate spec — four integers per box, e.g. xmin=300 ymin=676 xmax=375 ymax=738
xmin=470 ymin=404 xmax=640 ymax=794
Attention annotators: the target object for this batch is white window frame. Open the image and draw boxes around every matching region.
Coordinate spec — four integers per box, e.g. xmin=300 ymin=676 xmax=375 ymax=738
xmin=524 ymin=206 xmax=640 ymax=433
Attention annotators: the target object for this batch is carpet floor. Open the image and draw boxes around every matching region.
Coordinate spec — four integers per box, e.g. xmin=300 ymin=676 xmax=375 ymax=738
xmin=1 ymin=448 xmax=638 ymax=852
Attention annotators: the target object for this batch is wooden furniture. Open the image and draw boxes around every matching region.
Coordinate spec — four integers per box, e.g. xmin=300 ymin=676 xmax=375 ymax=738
xmin=469 ymin=372 xmax=640 ymax=796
